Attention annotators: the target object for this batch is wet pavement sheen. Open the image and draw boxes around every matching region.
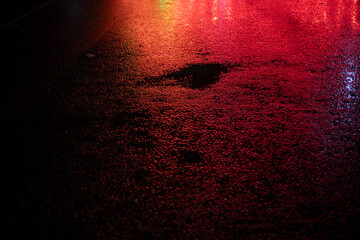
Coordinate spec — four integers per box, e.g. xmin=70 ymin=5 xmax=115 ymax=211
xmin=3 ymin=0 xmax=360 ymax=239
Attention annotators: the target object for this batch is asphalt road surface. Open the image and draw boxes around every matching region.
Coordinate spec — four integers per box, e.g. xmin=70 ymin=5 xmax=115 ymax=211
xmin=1 ymin=0 xmax=360 ymax=239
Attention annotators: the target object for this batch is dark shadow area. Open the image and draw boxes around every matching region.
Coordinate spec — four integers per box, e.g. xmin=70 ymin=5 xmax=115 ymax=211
xmin=0 ymin=0 xmax=50 ymax=24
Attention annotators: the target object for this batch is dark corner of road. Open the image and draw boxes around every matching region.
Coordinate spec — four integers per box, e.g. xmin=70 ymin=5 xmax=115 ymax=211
xmin=0 ymin=0 xmax=110 ymax=239
xmin=1 ymin=1 xmax=60 ymax=239
xmin=0 ymin=0 xmax=49 ymax=24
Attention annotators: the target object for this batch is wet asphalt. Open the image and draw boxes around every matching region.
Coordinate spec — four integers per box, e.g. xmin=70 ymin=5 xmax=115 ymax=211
xmin=1 ymin=0 xmax=360 ymax=239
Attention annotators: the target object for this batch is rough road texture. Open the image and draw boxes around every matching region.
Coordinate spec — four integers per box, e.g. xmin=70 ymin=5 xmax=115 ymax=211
xmin=2 ymin=0 xmax=360 ymax=239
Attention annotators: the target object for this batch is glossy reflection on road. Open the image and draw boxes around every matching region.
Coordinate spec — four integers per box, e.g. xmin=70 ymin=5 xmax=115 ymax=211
xmin=73 ymin=0 xmax=360 ymax=238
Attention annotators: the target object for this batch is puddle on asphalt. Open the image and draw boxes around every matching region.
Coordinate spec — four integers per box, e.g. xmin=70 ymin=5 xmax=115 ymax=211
xmin=177 ymin=149 xmax=204 ymax=164
xmin=150 ymin=63 xmax=229 ymax=89
xmin=111 ymin=111 xmax=150 ymax=127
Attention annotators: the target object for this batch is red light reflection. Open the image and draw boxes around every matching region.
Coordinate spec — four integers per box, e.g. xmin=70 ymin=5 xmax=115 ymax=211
xmin=84 ymin=0 xmax=360 ymax=238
